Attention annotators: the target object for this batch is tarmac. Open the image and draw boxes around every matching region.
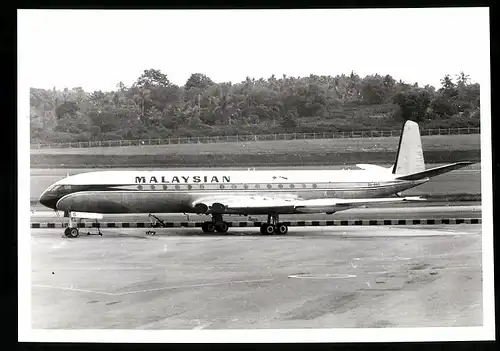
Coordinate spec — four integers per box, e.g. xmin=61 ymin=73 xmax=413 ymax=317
xmin=28 ymin=166 xmax=484 ymax=331
xmin=31 ymin=224 xmax=483 ymax=330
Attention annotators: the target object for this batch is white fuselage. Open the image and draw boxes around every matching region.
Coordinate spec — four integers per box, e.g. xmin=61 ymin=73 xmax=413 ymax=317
xmin=39 ymin=169 xmax=428 ymax=214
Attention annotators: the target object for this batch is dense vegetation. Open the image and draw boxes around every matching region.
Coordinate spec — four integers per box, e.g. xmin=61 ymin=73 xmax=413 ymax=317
xmin=30 ymin=70 xmax=480 ymax=143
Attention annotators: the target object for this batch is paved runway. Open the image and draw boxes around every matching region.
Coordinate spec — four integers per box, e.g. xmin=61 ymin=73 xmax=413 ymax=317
xmin=31 ymin=224 xmax=482 ymax=329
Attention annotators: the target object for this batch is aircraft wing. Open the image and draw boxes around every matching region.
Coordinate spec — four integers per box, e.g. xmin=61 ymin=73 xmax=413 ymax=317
xmin=193 ymin=195 xmax=424 ymax=215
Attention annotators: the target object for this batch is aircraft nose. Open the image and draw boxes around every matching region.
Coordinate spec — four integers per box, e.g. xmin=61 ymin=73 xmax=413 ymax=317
xmin=39 ymin=191 xmax=58 ymax=210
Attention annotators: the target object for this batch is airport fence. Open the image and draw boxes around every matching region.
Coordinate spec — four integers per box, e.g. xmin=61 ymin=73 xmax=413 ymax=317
xmin=31 ymin=127 xmax=480 ymax=150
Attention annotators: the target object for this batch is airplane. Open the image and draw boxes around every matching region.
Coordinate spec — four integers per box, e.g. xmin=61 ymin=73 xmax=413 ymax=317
xmin=38 ymin=120 xmax=474 ymax=238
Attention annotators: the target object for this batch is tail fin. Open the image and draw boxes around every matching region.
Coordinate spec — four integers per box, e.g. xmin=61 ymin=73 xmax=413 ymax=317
xmin=392 ymin=120 xmax=425 ymax=176
xmin=392 ymin=120 xmax=475 ymax=180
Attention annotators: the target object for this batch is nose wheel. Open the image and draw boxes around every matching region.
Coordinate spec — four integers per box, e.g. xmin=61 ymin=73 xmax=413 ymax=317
xmin=64 ymin=227 xmax=79 ymax=238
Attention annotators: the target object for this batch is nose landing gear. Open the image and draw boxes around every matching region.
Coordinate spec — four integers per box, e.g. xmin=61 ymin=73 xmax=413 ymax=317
xmin=63 ymin=212 xmax=103 ymax=238
xmin=63 ymin=213 xmax=80 ymax=238
xmin=64 ymin=227 xmax=79 ymax=238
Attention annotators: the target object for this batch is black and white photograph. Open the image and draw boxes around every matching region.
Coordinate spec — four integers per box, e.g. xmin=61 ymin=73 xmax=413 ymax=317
xmin=18 ymin=7 xmax=494 ymax=343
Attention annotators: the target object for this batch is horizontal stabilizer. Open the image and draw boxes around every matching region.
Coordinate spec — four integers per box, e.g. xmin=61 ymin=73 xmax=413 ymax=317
xmin=356 ymin=164 xmax=392 ymax=172
xmin=395 ymin=162 xmax=474 ymax=181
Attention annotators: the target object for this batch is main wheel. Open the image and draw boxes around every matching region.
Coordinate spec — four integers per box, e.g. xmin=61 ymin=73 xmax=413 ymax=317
xmin=215 ymin=222 xmax=229 ymax=233
xmin=260 ymin=224 xmax=275 ymax=235
xmin=64 ymin=227 xmax=71 ymax=237
xmin=202 ymin=222 xmax=216 ymax=233
xmin=276 ymin=223 xmax=288 ymax=235
xmin=67 ymin=227 xmax=79 ymax=238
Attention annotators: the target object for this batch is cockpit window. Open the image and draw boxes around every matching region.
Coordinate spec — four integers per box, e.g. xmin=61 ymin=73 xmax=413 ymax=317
xmin=51 ymin=185 xmax=62 ymax=192
xmin=47 ymin=185 xmax=67 ymax=192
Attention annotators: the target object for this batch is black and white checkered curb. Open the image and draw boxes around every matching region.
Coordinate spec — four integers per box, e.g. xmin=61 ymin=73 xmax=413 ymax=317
xmin=30 ymin=218 xmax=481 ymax=229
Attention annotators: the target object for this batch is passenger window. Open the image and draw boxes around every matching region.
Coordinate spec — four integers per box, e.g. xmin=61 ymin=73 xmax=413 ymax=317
xmin=278 ymin=184 xmax=283 ymax=189
xmin=244 ymin=184 xmax=248 ymax=189
xmin=267 ymin=184 xmax=272 ymax=189
xmin=200 ymin=184 xmax=205 ymax=189
xmin=289 ymin=184 xmax=295 ymax=188
xmin=175 ymin=185 xmax=180 ymax=190
xmin=150 ymin=185 xmax=155 ymax=190
xmin=312 ymin=184 xmax=318 ymax=189
xmin=255 ymin=184 xmax=260 ymax=189
xmin=137 ymin=185 xmax=143 ymax=190
xmin=163 ymin=185 xmax=168 ymax=190
xmin=220 ymin=184 xmax=225 ymax=189
xmin=231 ymin=184 xmax=237 ymax=189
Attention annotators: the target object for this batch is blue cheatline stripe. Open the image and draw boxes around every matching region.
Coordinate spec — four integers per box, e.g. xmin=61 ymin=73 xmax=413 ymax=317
xmin=30 ymin=218 xmax=482 ymax=229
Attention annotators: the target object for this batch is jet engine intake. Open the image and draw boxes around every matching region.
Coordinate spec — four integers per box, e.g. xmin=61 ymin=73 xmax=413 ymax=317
xmin=193 ymin=203 xmax=209 ymax=214
xmin=209 ymin=202 xmax=226 ymax=214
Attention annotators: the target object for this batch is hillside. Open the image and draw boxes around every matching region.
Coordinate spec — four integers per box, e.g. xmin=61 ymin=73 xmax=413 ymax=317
xmin=30 ymin=70 xmax=480 ymax=144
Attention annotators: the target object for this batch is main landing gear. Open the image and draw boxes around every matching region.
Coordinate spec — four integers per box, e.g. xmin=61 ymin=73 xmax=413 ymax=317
xmin=148 ymin=213 xmax=288 ymax=236
xmin=259 ymin=214 xmax=288 ymax=235
xmin=201 ymin=213 xmax=288 ymax=235
xmin=201 ymin=214 xmax=229 ymax=233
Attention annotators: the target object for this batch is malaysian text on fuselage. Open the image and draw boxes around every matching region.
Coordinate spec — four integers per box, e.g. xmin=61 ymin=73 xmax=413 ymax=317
xmin=135 ymin=175 xmax=231 ymax=184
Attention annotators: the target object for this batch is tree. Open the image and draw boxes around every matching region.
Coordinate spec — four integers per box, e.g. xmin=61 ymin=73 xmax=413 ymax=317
xmin=393 ymin=88 xmax=432 ymax=122
xmin=55 ymin=101 xmax=79 ymax=119
xmin=55 ymin=111 xmax=90 ymax=134
xmin=463 ymin=83 xmax=480 ymax=108
xmin=383 ymin=75 xmax=396 ymax=90
xmin=282 ymin=108 xmax=298 ymax=129
xmin=439 ymin=74 xmax=458 ymax=99
xmin=456 ymin=71 xmax=470 ymax=87
xmin=89 ymin=91 xmax=106 ymax=108
xmin=135 ymin=69 xmax=170 ymax=88
xmin=116 ymin=81 xmax=128 ymax=92
xmin=144 ymin=106 xmax=163 ymax=128
xmin=185 ymin=73 xmax=214 ymax=90
xmin=90 ymin=125 xmax=101 ymax=139
xmin=430 ymin=95 xmax=457 ymax=118
xmin=360 ymin=75 xmax=386 ymax=105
